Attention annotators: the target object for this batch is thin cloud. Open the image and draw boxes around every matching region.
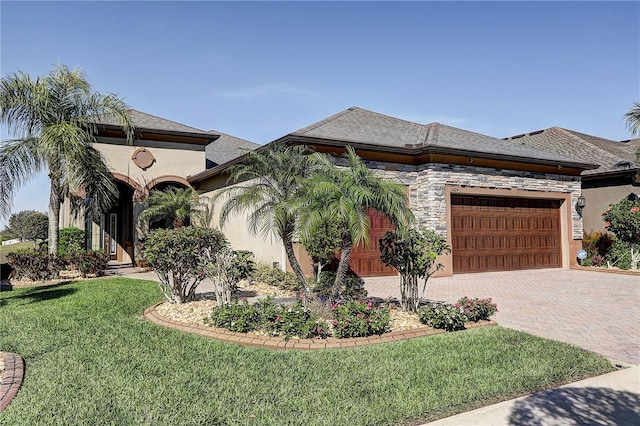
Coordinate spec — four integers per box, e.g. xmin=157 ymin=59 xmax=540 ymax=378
xmin=213 ymin=83 xmax=320 ymax=100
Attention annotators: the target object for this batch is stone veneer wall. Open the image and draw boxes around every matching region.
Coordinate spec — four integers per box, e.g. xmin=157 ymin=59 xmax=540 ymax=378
xmin=361 ymin=160 xmax=583 ymax=240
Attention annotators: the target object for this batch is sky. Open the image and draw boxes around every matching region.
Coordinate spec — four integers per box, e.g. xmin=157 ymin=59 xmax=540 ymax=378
xmin=1 ymin=1 xmax=639 ymax=229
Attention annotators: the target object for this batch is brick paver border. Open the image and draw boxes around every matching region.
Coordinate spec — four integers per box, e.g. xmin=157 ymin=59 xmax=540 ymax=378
xmin=571 ymin=266 xmax=640 ymax=276
xmin=144 ymin=303 xmax=497 ymax=350
xmin=0 ymin=352 xmax=24 ymax=411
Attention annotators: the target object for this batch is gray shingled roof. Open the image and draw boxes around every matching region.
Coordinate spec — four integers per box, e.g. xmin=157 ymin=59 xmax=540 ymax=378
xmin=504 ymin=127 xmax=638 ymax=176
xmin=291 ymin=107 xmax=594 ymax=168
xmin=205 ymin=131 xmax=260 ymax=167
xmin=96 ymin=109 xmax=214 ymax=137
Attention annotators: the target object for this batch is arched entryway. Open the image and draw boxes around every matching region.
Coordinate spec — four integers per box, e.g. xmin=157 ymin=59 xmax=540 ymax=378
xmin=102 ymin=177 xmax=140 ymax=263
xmin=143 ymin=176 xmax=194 ymax=230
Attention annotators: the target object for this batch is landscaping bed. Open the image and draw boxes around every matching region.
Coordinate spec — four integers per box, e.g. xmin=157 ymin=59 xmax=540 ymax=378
xmin=0 ymin=278 xmax=614 ymax=425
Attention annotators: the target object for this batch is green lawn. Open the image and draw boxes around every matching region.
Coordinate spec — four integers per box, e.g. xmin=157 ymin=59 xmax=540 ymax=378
xmin=0 ymin=278 xmax=613 ymax=425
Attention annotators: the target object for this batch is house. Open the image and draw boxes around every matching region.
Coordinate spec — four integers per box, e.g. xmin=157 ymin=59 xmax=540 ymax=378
xmin=60 ymin=109 xmax=258 ymax=265
xmin=189 ymin=107 xmax=597 ymax=277
xmin=503 ymin=127 xmax=639 ymax=233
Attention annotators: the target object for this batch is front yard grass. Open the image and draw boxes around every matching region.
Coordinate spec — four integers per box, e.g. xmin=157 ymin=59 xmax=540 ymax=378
xmin=0 ymin=278 xmax=613 ymax=425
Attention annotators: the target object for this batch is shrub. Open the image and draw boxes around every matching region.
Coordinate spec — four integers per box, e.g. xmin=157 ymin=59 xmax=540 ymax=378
xmin=6 ymin=248 xmax=65 ymax=281
xmin=72 ymin=250 xmax=109 ymax=277
xmin=207 ymin=297 xmax=329 ymax=340
xmin=581 ymin=231 xmax=614 ymax=266
xmin=251 ymin=264 xmax=300 ymax=291
xmin=263 ymin=299 xmax=330 ymax=340
xmin=606 ymin=239 xmax=632 ymax=270
xmin=456 ymin=297 xmax=498 ymax=322
xmin=418 ymin=303 xmax=467 ymax=332
xmin=229 ymin=250 xmax=257 ymax=282
xmin=142 ymin=226 xmax=228 ymax=303
xmin=602 ymin=198 xmax=640 ymax=269
xmin=311 ymin=271 xmax=367 ymax=299
xmin=379 ymin=227 xmax=451 ymax=312
xmin=331 ymin=299 xmax=390 ymax=338
xmin=207 ymin=299 xmax=259 ymax=333
xmin=58 ymin=227 xmax=85 ymax=255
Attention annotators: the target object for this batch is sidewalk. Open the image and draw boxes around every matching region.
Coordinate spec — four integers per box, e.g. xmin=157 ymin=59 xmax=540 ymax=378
xmin=423 ymin=366 xmax=640 ymax=425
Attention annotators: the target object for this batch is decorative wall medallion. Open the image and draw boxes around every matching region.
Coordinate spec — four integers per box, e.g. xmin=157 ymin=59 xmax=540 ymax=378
xmin=131 ymin=147 xmax=156 ymax=170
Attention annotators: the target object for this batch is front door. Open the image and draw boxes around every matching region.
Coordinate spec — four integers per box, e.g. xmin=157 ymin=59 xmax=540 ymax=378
xmin=105 ymin=212 xmax=118 ymax=261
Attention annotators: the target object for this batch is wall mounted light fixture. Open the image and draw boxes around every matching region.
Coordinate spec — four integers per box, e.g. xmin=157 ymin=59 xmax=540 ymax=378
xmin=575 ymin=195 xmax=586 ymax=217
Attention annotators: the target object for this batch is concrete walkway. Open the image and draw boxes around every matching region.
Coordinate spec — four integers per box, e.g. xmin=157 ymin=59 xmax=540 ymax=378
xmin=423 ymin=366 xmax=640 ymax=425
xmin=365 ymin=269 xmax=640 ymax=365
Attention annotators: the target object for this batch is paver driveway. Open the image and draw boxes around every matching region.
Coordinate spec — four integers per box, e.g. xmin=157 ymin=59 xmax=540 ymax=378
xmin=365 ymin=269 xmax=640 ymax=365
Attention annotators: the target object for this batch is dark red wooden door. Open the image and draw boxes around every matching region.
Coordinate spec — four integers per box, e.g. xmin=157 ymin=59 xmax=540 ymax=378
xmin=349 ymin=209 xmax=397 ymax=277
xmin=451 ymin=195 xmax=561 ymax=273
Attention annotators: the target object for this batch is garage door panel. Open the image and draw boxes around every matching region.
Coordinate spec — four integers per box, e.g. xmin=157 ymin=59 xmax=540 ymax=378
xmin=451 ymin=195 xmax=561 ymax=273
xmin=349 ymin=209 xmax=397 ymax=277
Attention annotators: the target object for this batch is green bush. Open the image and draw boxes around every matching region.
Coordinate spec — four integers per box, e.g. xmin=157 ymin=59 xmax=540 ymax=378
xmin=456 ymin=297 xmax=498 ymax=322
xmin=58 ymin=227 xmax=85 ymax=255
xmin=229 ymin=250 xmax=256 ymax=282
xmin=311 ymin=271 xmax=367 ymax=299
xmin=418 ymin=303 xmax=467 ymax=332
xmin=142 ymin=226 xmax=228 ymax=303
xmin=72 ymin=250 xmax=109 ymax=277
xmin=606 ymin=239 xmax=631 ymax=270
xmin=206 ymin=297 xmax=329 ymax=340
xmin=251 ymin=264 xmax=300 ymax=291
xmin=206 ymin=300 xmax=260 ymax=332
xmin=262 ymin=298 xmax=329 ymax=340
xmin=602 ymin=199 xmax=640 ymax=244
xmin=331 ymin=299 xmax=390 ymax=338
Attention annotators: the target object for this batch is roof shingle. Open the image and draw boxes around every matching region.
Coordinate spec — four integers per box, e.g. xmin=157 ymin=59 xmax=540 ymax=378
xmin=504 ymin=127 xmax=638 ymax=176
xmin=292 ymin=107 xmax=594 ymax=168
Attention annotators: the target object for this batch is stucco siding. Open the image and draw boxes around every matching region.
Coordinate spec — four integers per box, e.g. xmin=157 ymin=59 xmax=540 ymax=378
xmin=199 ymin=187 xmax=285 ymax=270
xmin=582 ymin=183 xmax=639 ymax=233
xmin=94 ymin=138 xmax=205 ymax=187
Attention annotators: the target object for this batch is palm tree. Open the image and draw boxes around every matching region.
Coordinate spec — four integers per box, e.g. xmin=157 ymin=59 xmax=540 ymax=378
xmin=0 ymin=65 xmax=135 ymax=253
xmin=299 ymin=146 xmax=414 ymax=301
xmin=217 ymin=143 xmax=321 ymax=294
xmin=139 ymin=186 xmax=198 ymax=228
xmin=625 ymin=102 xmax=640 ymax=135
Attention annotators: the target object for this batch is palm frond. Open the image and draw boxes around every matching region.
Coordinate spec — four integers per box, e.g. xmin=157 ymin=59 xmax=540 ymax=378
xmin=625 ymin=102 xmax=640 ymax=136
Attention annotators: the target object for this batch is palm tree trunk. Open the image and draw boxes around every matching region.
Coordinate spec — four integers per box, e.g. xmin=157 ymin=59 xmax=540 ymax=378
xmin=332 ymin=234 xmax=353 ymax=302
xmin=48 ymin=177 xmax=61 ymax=254
xmin=283 ymin=237 xmax=309 ymax=295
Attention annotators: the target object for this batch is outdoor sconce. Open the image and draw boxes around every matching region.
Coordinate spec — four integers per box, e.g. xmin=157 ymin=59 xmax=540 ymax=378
xmin=575 ymin=195 xmax=586 ymax=217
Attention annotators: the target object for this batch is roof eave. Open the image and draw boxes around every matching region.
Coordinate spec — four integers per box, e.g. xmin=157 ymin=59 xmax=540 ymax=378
xmin=99 ymin=124 xmax=220 ymax=144
xmin=582 ymin=168 xmax=639 ymax=181
xmin=284 ymin=134 xmax=600 ymax=171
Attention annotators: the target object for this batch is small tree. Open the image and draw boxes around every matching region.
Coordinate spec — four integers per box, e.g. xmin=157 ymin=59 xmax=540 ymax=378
xmin=206 ymin=249 xmax=256 ymax=307
xmin=8 ymin=210 xmax=48 ymax=242
xmin=300 ymin=214 xmax=342 ymax=277
xmin=206 ymin=249 xmax=235 ymax=307
xmin=139 ymin=186 xmax=199 ymax=229
xmin=23 ymin=211 xmax=48 ymax=242
xmin=602 ymin=198 xmax=640 ymax=270
xmin=142 ymin=226 xmax=227 ymax=303
xmin=379 ymin=227 xmax=450 ymax=312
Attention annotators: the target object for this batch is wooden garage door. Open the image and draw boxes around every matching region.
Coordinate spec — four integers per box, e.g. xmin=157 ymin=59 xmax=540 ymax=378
xmin=349 ymin=209 xmax=397 ymax=277
xmin=451 ymin=195 xmax=561 ymax=273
